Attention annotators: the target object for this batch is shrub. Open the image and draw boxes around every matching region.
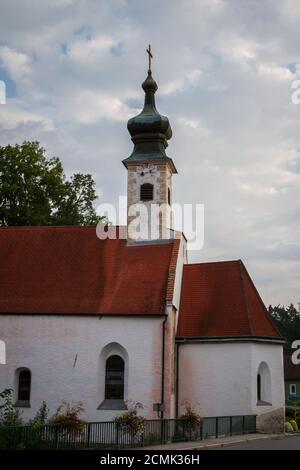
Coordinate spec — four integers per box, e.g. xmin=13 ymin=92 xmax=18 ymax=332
xmin=0 ymin=389 xmax=23 ymax=427
xmin=285 ymin=421 xmax=294 ymax=433
xmin=29 ymin=401 xmax=49 ymax=427
xmin=289 ymin=419 xmax=298 ymax=432
xmin=179 ymin=402 xmax=202 ymax=431
xmin=114 ymin=401 xmax=145 ymax=437
xmin=48 ymin=401 xmax=86 ymax=432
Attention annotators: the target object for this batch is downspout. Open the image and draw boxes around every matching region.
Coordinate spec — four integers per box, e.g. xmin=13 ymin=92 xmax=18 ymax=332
xmin=161 ymin=314 xmax=167 ymax=419
xmin=175 ymin=342 xmax=179 ymax=418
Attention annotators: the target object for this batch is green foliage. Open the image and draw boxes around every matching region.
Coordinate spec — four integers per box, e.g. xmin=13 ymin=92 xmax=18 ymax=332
xmin=289 ymin=419 xmax=298 ymax=432
xmin=29 ymin=401 xmax=49 ymax=427
xmin=285 ymin=421 xmax=294 ymax=433
xmin=0 ymin=389 xmax=23 ymax=427
xmin=0 ymin=141 xmax=106 ymax=226
xmin=114 ymin=401 xmax=145 ymax=437
xmin=49 ymin=401 xmax=86 ymax=432
xmin=268 ymin=304 xmax=300 ymax=352
xmin=179 ymin=402 xmax=202 ymax=431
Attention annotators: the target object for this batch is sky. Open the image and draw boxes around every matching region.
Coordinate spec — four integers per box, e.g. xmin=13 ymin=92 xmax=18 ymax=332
xmin=0 ymin=0 xmax=299 ymax=307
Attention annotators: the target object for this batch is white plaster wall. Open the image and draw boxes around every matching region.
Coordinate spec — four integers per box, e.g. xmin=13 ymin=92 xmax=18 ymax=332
xmin=172 ymin=235 xmax=187 ymax=313
xmin=0 ymin=315 xmax=164 ymax=422
xmin=250 ymin=342 xmax=284 ymax=415
xmin=178 ymin=342 xmax=284 ymax=418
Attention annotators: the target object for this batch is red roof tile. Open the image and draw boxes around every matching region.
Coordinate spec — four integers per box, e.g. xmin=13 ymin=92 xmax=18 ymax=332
xmin=0 ymin=226 xmax=176 ymax=315
xmin=177 ymin=260 xmax=282 ymax=339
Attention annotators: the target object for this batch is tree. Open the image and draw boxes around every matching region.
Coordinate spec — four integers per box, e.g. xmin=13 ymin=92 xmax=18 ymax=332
xmin=268 ymin=304 xmax=300 ymax=353
xmin=0 ymin=141 xmax=105 ymax=226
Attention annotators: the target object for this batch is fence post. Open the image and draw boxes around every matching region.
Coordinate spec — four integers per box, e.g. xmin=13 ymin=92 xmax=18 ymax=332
xmin=242 ymin=416 xmax=245 ymax=435
xmin=216 ymin=417 xmax=219 ymax=438
xmin=87 ymin=423 xmax=91 ymax=449
xmin=230 ymin=417 xmax=233 ymax=436
xmin=54 ymin=426 xmax=59 ymax=450
xmin=115 ymin=421 xmax=120 ymax=450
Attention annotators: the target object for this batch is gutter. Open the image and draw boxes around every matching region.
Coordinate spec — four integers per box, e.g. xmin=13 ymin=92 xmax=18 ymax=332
xmin=175 ymin=336 xmax=285 ymax=345
xmin=161 ymin=314 xmax=167 ymax=419
xmin=175 ymin=342 xmax=180 ymax=418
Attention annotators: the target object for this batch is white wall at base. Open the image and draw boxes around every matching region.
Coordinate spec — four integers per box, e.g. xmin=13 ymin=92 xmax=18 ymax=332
xmin=178 ymin=341 xmax=284 ymax=418
xmin=250 ymin=342 xmax=284 ymax=415
xmin=0 ymin=315 xmax=164 ymax=422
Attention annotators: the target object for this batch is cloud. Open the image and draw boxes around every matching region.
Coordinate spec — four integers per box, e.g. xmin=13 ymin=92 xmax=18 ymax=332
xmin=160 ymin=69 xmax=202 ymax=95
xmin=257 ymin=63 xmax=294 ymax=80
xmin=0 ymin=100 xmax=53 ymax=131
xmin=72 ymin=90 xmax=138 ymax=124
xmin=0 ymin=46 xmax=32 ymax=83
xmin=0 ymin=0 xmax=299 ymax=306
xmin=65 ymin=35 xmax=117 ymax=63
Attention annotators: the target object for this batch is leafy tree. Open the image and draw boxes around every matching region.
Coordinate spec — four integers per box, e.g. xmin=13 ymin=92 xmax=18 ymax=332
xmin=0 ymin=389 xmax=23 ymax=427
xmin=268 ymin=303 xmax=300 ymax=353
xmin=0 ymin=141 xmax=105 ymax=226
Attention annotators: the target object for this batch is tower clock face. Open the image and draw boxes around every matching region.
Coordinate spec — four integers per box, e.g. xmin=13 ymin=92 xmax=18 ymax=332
xmin=137 ymin=164 xmax=157 ymax=177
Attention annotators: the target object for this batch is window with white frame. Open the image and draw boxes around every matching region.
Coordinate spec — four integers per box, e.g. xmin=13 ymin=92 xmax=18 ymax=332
xmin=290 ymin=384 xmax=297 ymax=396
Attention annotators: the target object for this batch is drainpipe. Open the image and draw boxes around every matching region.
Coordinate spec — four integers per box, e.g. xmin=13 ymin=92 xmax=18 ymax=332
xmin=175 ymin=342 xmax=179 ymax=418
xmin=161 ymin=314 xmax=167 ymax=419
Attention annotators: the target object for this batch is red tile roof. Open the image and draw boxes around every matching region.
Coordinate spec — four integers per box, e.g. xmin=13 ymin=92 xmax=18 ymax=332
xmin=0 ymin=226 xmax=177 ymax=315
xmin=177 ymin=260 xmax=282 ymax=339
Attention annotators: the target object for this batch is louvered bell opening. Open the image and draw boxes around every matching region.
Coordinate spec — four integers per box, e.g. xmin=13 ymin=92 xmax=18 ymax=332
xmin=140 ymin=183 xmax=153 ymax=201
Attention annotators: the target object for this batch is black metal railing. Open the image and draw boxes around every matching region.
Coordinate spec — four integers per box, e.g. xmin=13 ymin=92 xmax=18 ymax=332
xmin=0 ymin=415 xmax=256 ymax=450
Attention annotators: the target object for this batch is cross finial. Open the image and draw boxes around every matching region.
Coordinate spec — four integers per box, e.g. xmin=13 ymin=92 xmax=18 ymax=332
xmin=146 ymin=44 xmax=153 ymax=73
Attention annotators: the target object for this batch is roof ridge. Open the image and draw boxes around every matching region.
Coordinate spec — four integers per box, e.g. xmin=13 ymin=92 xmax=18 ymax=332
xmin=240 ymin=261 xmax=283 ymax=339
xmin=239 ymin=260 xmax=254 ymax=336
xmin=166 ymin=238 xmax=181 ymax=302
xmin=0 ymin=225 xmax=127 ymax=231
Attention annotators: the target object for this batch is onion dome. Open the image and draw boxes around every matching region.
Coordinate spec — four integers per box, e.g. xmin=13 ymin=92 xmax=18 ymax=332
xmin=122 ymin=70 xmax=177 ymax=173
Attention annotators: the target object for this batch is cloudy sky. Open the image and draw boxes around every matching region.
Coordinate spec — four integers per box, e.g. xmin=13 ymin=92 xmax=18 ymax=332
xmin=0 ymin=0 xmax=299 ymax=307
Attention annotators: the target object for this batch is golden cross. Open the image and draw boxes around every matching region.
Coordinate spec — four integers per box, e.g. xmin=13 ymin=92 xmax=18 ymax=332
xmin=146 ymin=44 xmax=153 ymax=72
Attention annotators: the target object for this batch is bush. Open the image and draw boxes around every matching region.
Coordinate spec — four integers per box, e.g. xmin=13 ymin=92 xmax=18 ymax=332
xmin=29 ymin=401 xmax=49 ymax=427
xmin=179 ymin=402 xmax=202 ymax=432
xmin=0 ymin=389 xmax=23 ymax=427
xmin=48 ymin=401 xmax=86 ymax=432
xmin=289 ymin=419 xmax=298 ymax=432
xmin=114 ymin=401 xmax=145 ymax=437
xmin=285 ymin=421 xmax=294 ymax=433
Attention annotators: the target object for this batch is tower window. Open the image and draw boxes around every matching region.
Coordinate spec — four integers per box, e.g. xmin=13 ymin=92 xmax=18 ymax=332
xmin=168 ymin=187 xmax=171 ymax=205
xmin=105 ymin=355 xmax=124 ymax=400
xmin=140 ymin=183 xmax=153 ymax=201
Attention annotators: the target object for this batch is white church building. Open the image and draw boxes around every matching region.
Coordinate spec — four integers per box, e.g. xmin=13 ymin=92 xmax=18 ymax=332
xmin=0 ymin=64 xmax=285 ymax=433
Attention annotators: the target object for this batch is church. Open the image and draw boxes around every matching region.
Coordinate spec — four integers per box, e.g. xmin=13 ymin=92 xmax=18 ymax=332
xmin=0 ymin=57 xmax=285 ymax=433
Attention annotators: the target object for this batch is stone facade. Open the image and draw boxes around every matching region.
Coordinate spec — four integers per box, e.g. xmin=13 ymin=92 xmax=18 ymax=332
xmin=127 ymin=162 xmax=173 ymax=242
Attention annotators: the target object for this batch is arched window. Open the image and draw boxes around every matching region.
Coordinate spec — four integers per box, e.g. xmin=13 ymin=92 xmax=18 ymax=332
xmin=105 ymin=355 xmax=124 ymax=400
xmin=257 ymin=374 xmax=261 ymax=402
xmin=17 ymin=368 xmax=31 ymax=404
xmin=140 ymin=183 xmax=153 ymax=201
xmin=257 ymin=362 xmax=271 ymax=405
xmin=168 ymin=187 xmax=171 ymax=205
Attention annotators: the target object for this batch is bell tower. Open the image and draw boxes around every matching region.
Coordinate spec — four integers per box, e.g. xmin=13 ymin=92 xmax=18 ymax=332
xmin=122 ymin=46 xmax=177 ymax=242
